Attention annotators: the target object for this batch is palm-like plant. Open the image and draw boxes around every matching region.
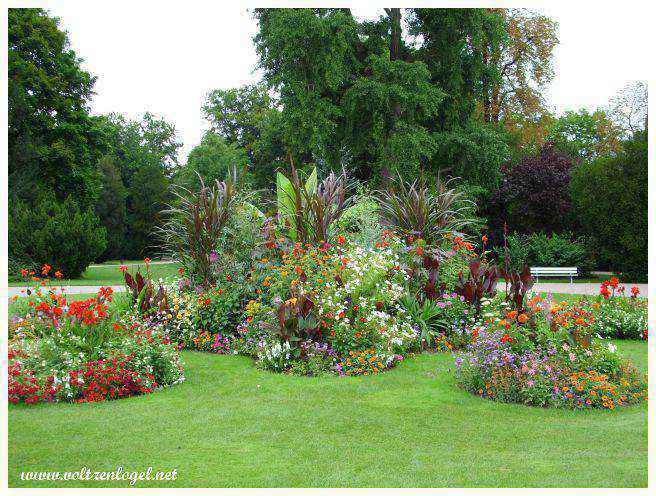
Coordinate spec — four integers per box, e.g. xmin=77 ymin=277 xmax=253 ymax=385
xmin=277 ymin=160 xmax=354 ymax=243
xmin=158 ymin=167 xmax=251 ymax=288
xmin=377 ymin=172 xmax=474 ymax=246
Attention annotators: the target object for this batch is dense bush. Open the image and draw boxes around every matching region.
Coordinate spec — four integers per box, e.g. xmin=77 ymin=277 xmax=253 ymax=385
xmin=491 ymin=142 xmax=575 ymax=234
xmin=9 ymin=193 xmax=107 ymax=278
xmin=570 ymin=130 xmax=647 ymax=280
xmin=498 ymin=232 xmax=594 ymax=274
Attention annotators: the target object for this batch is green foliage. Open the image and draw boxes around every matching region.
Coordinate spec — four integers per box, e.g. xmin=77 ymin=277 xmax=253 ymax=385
xmin=98 ymin=112 xmax=181 ymax=258
xmin=8 ymin=8 xmax=106 ymax=207
xmin=202 ymin=84 xmax=286 ymax=190
xmin=177 ymin=132 xmax=251 ymax=190
xmin=276 ymin=165 xmax=354 ymax=243
xmin=499 ymin=232 xmax=594 ymax=274
xmin=9 ymin=193 xmax=107 ymax=278
xmin=335 ymin=196 xmax=385 ymax=247
xmin=253 ymin=8 xmax=508 ymax=187
xmin=408 ymin=8 xmax=506 ymax=131
xmin=377 ymin=173 xmax=474 ymax=246
xmin=569 ymin=130 xmax=648 ymax=279
xmin=432 ymin=121 xmax=513 ymax=192
xmin=95 ymin=156 xmax=127 ymax=261
xmin=547 ymin=109 xmax=623 ymax=162
xmin=342 ymin=54 xmax=444 ymax=176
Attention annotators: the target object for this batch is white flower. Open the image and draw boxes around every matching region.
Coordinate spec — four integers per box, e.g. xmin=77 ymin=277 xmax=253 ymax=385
xmin=607 ymin=343 xmax=617 ymax=353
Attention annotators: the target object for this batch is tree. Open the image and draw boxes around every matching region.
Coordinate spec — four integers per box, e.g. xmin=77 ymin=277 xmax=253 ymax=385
xmin=252 ymin=8 xmax=509 ymax=187
xmin=95 ymin=156 xmax=127 ymax=261
xmin=9 ymin=192 xmax=107 ymax=278
xmin=8 ymin=8 xmax=106 ymax=206
xmin=408 ymin=8 xmax=506 ymax=132
xmin=491 ymin=142 xmax=575 ymax=234
xmin=203 ymin=84 xmax=274 ymax=153
xmin=570 ymin=129 xmax=647 ymax=279
xmin=201 ymin=84 xmax=287 ymax=190
xmin=481 ymin=9 xmax=558 ymax=150
xmin=547 ymin=109 xmax=624 ymax=162
xmin=607 ymin=81 xmax=648 ymax=136
xmin=98 ymin=113 xmax=181 ymax=258
xmin=177 ymin=132 xmax=250 ymax=190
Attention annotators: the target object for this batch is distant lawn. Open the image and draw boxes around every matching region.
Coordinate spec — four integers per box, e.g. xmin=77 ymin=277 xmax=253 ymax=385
xmin=8 ymin=340 xmax=647 ymax=488
xmin=8 ymin=261 xmax=179 ymax=287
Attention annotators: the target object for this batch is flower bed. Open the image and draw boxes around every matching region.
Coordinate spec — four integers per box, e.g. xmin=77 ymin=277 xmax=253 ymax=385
xmin=8 ymin=167 xmax=648 ymax=412
xmin=8 ymin=267 xmax=184 ymax=405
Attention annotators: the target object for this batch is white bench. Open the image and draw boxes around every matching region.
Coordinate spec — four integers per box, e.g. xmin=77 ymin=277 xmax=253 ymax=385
xmin=530 ymin=267 xmax=578 ymax=284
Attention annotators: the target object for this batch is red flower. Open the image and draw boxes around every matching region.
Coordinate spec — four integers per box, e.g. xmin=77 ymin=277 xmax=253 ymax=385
xmin=20 ymin=269 xmax=28 ymax=278
xmin=54 ymin=270 xmax=63 ymax=279
xmin=178 ymin=268 xmax=184 ymax=276
xmin=226 ymin=275 xmax=232 ymax=282
xmin=631 ymin=286 xmax=640 ymax=297
xmin=119 ymin=265 xmax=128 ymax=273
xmin=482 ymin=235 xmax=488 ymax=244
xmin=500 ymin=333 xmax=513 ymax=344
xmin=337 ymin=235 xmax=345 ymax=245
xmin=144 ymin=258 xmax=151 ymax=266
xmin=41 ymin=264 xmax=52 ymax=275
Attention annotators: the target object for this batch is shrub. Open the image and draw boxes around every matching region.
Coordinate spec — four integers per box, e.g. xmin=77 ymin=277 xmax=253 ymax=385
xmin=491 ymin=142 xmax=575 ymax=234
xmin=498 ymin=232 xmax=594 ymax=274
xmin=377 ymin=172 xmax=474 ymax=246
xmin=9 ymin=193 xmax=107 ymax=278
xmin=570 ymin=129 xmax=647 ymax=280
xmin=158 ymin=169 xmax=259 ymax=288
xmin=334 ymin=195 xmax=385 ymax=247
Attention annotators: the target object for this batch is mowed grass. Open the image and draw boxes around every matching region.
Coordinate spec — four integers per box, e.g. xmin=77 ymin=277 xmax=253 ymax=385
xmin=8 ymin=340 xmax=647 ymax=488
xmin=9 ymin=261 xmax=179 ymax=287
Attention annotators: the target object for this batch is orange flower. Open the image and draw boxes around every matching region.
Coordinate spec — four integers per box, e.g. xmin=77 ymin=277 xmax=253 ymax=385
xmin=518 ymin=313 xmax=528 ymax=324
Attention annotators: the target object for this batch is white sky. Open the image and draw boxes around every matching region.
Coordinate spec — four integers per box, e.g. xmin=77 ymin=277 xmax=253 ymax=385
xmin=33 ymin=1 xmax=652 ymax=160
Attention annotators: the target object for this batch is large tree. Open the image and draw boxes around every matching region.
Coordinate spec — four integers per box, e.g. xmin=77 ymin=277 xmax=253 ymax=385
xmin=252 ymin=8 xmax=509 ymax=189
xmin=98 ymin=113 xmax=181 ymax=258
xmin=176 ymin=132 xmax=250 ymax=190
xmin=547 ymin=108 xmax=624 ymax=162
xmin=8 ymin=8 xmax=106 ymax=206
xmin=569 ymin=129 xmax=647 ymax=279
xmin=481 ymin=10 xmax=558 ymax=138
xmin=95 ymin=156 xmax=127 ymax=261
xmin=201 ymin=84 xmax=287 ymax=189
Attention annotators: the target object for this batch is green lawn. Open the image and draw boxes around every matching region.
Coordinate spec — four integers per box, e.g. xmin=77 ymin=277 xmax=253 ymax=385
xmin=9 ymin=261 xmax=179 ymax=287
xmin=8 ymin=340 xmax=647 ymax=488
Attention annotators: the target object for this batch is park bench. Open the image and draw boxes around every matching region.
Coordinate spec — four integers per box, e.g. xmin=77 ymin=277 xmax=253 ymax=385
xmin=530 ymin=267 xmax=578 ymax=284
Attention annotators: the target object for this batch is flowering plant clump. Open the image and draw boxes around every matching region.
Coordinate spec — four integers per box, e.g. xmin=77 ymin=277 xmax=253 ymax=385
xmin=582 ymin=279 xmax=648 ymax=340
xmin=454 ymin=325 xmax=646 ymax=409
xmin=8 ymin=268 xmax=184 ymax=406
xmin=335 ymin=349 xmax=403 ymax=377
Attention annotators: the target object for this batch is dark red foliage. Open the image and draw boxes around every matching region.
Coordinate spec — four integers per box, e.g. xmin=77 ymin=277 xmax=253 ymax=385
xmin=492 ymin=142 xmax=576 ymax=234
xmin=455 ymin=260 xmax=499 ymax=314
